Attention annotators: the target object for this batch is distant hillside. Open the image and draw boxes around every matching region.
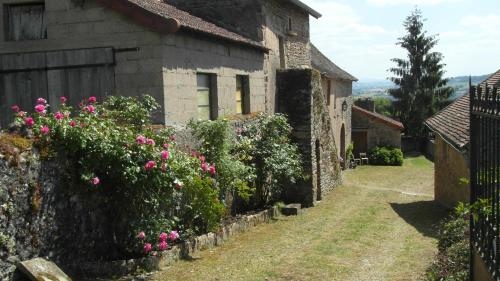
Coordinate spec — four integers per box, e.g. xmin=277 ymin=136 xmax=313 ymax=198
xmin=353 ymin=74 xmax=491 ymax=100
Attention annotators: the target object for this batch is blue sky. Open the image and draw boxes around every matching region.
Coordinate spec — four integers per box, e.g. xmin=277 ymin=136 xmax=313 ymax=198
xmin=302 ymin=0 xmax=500 ymax=81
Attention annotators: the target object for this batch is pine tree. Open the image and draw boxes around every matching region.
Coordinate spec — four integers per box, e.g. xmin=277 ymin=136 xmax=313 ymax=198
xmin=388 ymin=8 xmax=453 ymax=138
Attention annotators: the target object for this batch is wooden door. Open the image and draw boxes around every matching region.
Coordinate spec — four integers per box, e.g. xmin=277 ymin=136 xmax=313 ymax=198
xmin=352 ymin=131 xmax=368 ymax=158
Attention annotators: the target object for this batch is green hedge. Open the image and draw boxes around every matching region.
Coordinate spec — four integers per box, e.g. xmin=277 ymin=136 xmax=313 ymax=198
xmin=368 ymin=146 xmax=404 ymax=166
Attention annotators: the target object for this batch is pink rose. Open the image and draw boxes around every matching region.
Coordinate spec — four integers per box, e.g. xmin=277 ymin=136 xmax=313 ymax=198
xmin=161 ymin=151 xmax=170 ymax=160
xmin=163 ymin=143 xmax=169 ymax=149
xmin=54 ymin=112 xmax=64 ymax=120
xmin=146 ymin=139 xmax=155 ymax=145
xmin=69 ymin=121 xmax=76 ymax=127
xmin=85 ymin=105 xmax=95 ymax=114
xmin=17 ymin=111 xmax=26 ymax=118
xmin=35 ymin=104 xmax=46 ymax=113
xmin=88 ymin=96 xmax=97 ymax=103
xmin=159 ymin=232 xmax=168 ymax=242
xmin=25 ymin=117 xmax=34 ymax=127
xmin=170 ymin=135 xmax=176 ymax=141
xmin=36 ymin=98 xmax=47 ymax=104
xmin=199 ymin=155 xmax=206 ymax=163
xmin=201 ymin=162 xmax=208 ymax=172
xmin=136 ymin=231 xmax=146 ymax=240
xmin=136 ymin=135 xmax=146 ymax=145
xmin=143 ymin=243 xmax=152 ymax=254
xmin=191 ymin=150 xmax=197 ymax=157
xmin=144 ymin=161 xmax=156 ymax=170
xmin=60 ymin=96 xmax=67 ymax=104
xmin=209 ymin=165 xmax=216 ymax=176
xmin=158 ymin=241 xmax=168 ymax=251
xmin=91 ymin=177 xmax=100 ymax=185
xmin=169 ymin=231 xmax=179 ymax=241
xmin=11 ymin=105 xmax=20 ymax=113
xmin=41 ymin=126 xmax=50 ymax=135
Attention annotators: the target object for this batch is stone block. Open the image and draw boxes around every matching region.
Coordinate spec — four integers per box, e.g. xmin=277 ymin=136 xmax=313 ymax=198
xmin=281 ymin=203 xmax=302 ymax=216
xmin=17 ymin=258 xmax=71 ymax=281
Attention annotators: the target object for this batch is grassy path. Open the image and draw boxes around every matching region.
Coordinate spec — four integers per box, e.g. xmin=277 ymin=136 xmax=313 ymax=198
xmin=151 ymin=156 xmax=448 ymax=281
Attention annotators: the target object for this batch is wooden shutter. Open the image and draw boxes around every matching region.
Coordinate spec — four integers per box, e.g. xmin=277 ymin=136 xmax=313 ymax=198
xmin=6 ymin=3 xmax=47 ymax=41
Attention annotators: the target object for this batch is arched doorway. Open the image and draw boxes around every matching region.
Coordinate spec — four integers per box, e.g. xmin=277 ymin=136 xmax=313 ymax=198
xmin=340 ymin=124 xmax=346 ymax=165
xmin=315 ymin=139 xmax=322 ymax=201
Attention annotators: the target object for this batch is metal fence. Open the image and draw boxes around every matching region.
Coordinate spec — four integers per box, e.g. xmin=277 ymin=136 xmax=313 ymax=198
xmin=470 ymin=83 xmax=500 ymax=279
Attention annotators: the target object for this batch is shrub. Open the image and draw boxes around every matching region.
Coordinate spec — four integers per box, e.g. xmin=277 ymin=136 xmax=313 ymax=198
xmin=8 ymin=96 xmax=225 ymax=256
xmin=236 ymin=113 xmax=304 ymax=205
xmin=368 ymin=146 xmax=404 ymax=166
xmin=346 ymin=143 xmax=354 ymax=164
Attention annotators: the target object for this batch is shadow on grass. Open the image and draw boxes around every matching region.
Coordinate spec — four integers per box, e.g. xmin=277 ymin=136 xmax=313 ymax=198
xmin=390 ymin=200 xmax=449 ymax=239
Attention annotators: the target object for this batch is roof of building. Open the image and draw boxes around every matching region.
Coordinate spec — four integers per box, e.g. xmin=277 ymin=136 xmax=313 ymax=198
xmin=310 ymin=44 xmax=358 ymax=81
xmin=480 ymin=69 xmax=500 ymax=88
xmin=288 ymin=0 xmax=322 ymax=18
xmin=352 ymin=105 xmax=404 ymax=130
xmin=424 ymin=94 xmax=470 ymax=151
xmin=96 ymin=0 xmax=267 ymax=51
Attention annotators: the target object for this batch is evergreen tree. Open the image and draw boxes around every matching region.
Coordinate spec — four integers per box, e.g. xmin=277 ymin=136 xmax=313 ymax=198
xmin=388 ymin=8 xmax=453 ymax=138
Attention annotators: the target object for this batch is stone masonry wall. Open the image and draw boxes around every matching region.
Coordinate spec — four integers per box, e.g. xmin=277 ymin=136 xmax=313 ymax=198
xmin=352 ymin=110 xmax=402 ymax=150
xmin=277 ymin=69 xmax=341 ymax=207
xmin=434 ymin=136 xmax=469 ymax=208
xmin=0 ymin=150 xmax=116 ymax=280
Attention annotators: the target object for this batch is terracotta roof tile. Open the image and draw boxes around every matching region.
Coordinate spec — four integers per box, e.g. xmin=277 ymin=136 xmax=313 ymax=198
xmin=98 ymin=0 xmax=266 ymax=50
xmin=424 ymin=94 xmax=469 ymax=151
xmin=481 ymin=69 xmax=500 ymax=88
xmin=311 ymin=44 xmax=357 ymax=81
xmin=353 ymin=105 xmax=404 ymax=130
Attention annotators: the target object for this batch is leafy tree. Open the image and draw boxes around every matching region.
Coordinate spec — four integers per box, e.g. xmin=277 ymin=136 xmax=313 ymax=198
xmin=388 ymin=8 xmax=453 ymax=138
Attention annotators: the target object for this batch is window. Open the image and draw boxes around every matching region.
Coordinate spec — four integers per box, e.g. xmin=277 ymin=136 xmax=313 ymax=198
xmin=288 ymin=18 xmax=293 ymax=31
xmin=236 ymin=75 xmax=250 ymax=115
xmin=4 ymin=3 xmax=47 ymax=41
xmin=197 ymin=73 xmax=216 ymax=120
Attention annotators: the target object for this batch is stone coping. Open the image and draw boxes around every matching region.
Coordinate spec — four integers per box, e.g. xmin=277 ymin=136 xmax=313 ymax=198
xmin=73 ymin=206 xmax=279 ymax=280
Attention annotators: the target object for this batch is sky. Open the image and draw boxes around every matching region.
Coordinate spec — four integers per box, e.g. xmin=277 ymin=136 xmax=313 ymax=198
xmin=301 ymin=0 xmax=500 ymax=81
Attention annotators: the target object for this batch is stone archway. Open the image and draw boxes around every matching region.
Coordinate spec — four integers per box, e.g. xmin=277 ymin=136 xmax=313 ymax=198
xmin=340 ymin=124 xmax=346 ymax=164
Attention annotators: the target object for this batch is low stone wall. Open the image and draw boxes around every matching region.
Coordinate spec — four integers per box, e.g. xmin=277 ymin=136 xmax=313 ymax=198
xmin=74 ymin=206 xmax=279 ymax=280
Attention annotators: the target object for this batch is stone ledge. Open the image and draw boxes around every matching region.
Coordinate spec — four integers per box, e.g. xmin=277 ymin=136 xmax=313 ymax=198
xmin=73 ymin=206 xmax=279 ymax=280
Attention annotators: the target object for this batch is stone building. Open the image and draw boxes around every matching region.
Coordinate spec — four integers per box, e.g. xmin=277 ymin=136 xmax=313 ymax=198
xmin=351 ymin=105 xmax=404 ymax=158
xmin=424 ymin=70 xmax=500 ymax=209
xmin=311 ymin=44 xmax=357 ymax=160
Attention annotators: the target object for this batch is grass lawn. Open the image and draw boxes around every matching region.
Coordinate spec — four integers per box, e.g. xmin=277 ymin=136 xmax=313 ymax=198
xmin=150 ymin=156 xmax=448 ymax=281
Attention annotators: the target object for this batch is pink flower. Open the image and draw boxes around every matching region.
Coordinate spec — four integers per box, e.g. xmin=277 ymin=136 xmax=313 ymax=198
xmin=170 ymin=135 xmax=176 ymax=141
xmin=169 ymin=231 xmax=179 ymax=241
xmin=36 ymin=98 xmax=47 ymax=104
xmin=35 ymin=104 xmax=46 ymax=113
xmin=191 ymin=150 xmax=197 ymax=157
xmin=144 ymin=161 xmax=156 ymax=170
xmin=11 ymin=105 xmax=20 ymax=113
xmin=161 ymin=151 xmax=170 ymax=160
xmin=54 ymin=112 xmax=64 ymax=120
xmin=60 ymin=96 xmax=67 ymax=104
xmin=64 ymin=111 xmax=71 ymax=118
xmin=143 ymin=243 xmax=152 ymax=254
xmin=209 ymin=165 xmax=216 ymax=176
xmin=88 ymin=96 xmax=97 ymax=103
xmin=146 ymin=139 xmax=155 ymax=145
xmin=91 ymin=177 xmax=100 ymax=185
xmin=69 ymin=121 xmax=76 ymax=127
xmin=163 ymin=143 xmax=170 ymax=149
xmin=25 ymin=117 xmax=34 ymax=127
xmin=137 ymin=231 xmax=146 ymax=240
xmin=199 ymin=155 xmax=206 ymax=163
xmin=85 ymin=105 xmax=95 ymax=114
xmin=41 ymin=126 xmax=50 ymax=135
xmin=158 ymin=241 xmax=168 ymax=251
xmin=201 ymin=162 xmax=209 ymax=172
xmin=159 ymin=232 xmax=168 ymax=242
xmin=136 ymin=135 xmax=146 ymax=145
xmin=17 ymin=111 xmax=26 ymax=118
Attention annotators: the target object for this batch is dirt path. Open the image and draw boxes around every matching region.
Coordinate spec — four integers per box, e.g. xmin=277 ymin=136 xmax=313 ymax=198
xmin=150 ymin=156 xmax=448 ymax=281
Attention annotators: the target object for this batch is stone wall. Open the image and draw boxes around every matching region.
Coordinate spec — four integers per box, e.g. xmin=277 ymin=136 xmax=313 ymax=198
xmin=0 ymin=150 xmax=117 ymax=280
xmin=434 ymin=136 xmax=469 ymax=208
xmin=0 ymin=0 xmax=267 ymax=125
xmin=277 ymin=69 xmax=341 ymax=207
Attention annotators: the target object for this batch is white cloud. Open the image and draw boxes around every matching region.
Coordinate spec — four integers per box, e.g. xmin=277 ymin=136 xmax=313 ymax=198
xmin=367 ymin=0 xmax=461 ymax=6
